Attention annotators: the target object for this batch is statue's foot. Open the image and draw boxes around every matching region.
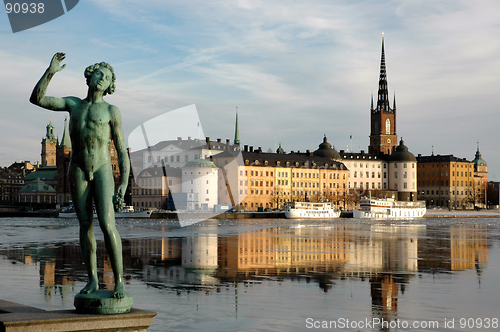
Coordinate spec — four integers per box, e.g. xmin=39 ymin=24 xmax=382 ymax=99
xmin=80 ymin=278 xmax=99 ymax=294
xmin=113 ymin=281 xmax=126 ymax=299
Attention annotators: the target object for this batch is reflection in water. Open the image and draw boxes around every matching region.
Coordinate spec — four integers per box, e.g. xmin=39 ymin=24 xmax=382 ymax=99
xmin=0 ymin=222 xmax=490 ymax=329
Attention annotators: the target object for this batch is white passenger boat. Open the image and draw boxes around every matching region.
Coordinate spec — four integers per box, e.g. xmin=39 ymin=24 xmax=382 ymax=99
xmin=284 ymin=202 xmax=341 ymax=219
xmin=353 ymin=197 xmax=426 ymax=219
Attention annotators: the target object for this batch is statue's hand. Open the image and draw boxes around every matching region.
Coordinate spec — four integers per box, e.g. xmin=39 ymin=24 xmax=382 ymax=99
xmin=48 ymin=52 xmax=66 ymax=73
xmin=113 ymin=188 xmax=125 ymax=213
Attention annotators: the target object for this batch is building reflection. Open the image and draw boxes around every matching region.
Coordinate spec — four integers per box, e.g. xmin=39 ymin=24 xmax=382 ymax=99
xmin=0 ymin=223 xmax=489 ymax=317
xmin=419 ymin=225 xmax=489 ymax=273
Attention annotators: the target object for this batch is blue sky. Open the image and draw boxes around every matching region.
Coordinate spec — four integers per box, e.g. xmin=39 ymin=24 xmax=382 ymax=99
xmin=1 ymin=0 xmax=500 ymax=181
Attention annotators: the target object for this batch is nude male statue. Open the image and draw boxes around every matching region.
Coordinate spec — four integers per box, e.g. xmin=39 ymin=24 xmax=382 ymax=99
xmin=30 ymin=53 xmax=130 ymax=298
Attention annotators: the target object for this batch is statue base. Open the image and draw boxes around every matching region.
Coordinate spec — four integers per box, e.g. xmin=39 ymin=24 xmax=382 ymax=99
xmin=74 ymin=290 xmax=133 ymax=314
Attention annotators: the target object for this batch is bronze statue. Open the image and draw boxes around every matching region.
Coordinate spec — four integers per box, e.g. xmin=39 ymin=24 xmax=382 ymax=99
xmin=30 ymin=53 xmax=130 ymax=299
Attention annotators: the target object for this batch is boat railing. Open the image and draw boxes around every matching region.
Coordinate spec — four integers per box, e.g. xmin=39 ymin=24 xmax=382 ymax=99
xmin=394 ymin=200 xmax=426 ymax=208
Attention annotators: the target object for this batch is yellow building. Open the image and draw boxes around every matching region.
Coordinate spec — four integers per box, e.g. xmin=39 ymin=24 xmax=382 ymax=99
xmin=212 ymin=146 xmax=349 ymax=211
xmin=417 ymin=154 xmax=475 ymax=209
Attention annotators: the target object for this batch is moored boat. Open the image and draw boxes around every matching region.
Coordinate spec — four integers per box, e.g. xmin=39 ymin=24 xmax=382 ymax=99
xmin=59 ymin=207 xmax=152 ymax=219
xmin=284 ymin=202 xmax=340 ymax=219
xmin=353 ymin=197 xmax=426 ymax=219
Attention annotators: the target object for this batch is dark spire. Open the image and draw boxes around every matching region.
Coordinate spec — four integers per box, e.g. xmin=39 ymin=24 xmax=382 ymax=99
xmin=393 ymin=91 xmax=396 ymax=110
xmin=234 ymin=107 xmax=240 ymax=147
xmin=370 ymin=92 xmax=374 ymax=110
xmin=376 ymin=32 xmax=390 ymax=113
xmin=59 ymin=117 xmax=71 ymax=148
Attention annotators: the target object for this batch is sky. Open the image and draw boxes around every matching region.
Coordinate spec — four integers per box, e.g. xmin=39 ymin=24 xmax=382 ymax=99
xmin=1 ymin=0 xmax=500 ymax=180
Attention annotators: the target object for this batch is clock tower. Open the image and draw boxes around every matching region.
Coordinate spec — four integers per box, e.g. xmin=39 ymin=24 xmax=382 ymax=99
xmin=41 ymin=120 xmax=58 ymax=166
xmin=369 ymin=34 xmax=397 ymax=155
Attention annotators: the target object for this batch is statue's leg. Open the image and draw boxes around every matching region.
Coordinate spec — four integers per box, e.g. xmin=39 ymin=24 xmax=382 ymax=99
xmin=69 ymin=164 xmax=98 ymax=294
xmin=94 ymin=167 xmax=125 ymax=298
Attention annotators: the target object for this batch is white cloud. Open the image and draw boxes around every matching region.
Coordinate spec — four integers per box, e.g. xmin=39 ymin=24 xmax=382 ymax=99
xmin=2 ymin=0 xmax=500 ymax=179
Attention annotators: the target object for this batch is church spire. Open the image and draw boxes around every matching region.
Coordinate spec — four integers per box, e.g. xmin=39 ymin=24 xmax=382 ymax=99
xmin=376 ymin=32 xmax=391 ymax=113
xmin=59 ymin=117 xmax=72 ymax=148
xmin=393 ymin=91 xmax=396 ymax=110
xmin=233 ymin=107 xmax=240 ymax=147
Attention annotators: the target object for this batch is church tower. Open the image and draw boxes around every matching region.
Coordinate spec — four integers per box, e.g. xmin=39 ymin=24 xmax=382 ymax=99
xmin=41 ymin=120 xmax=58 ymax=166
xmin=369 ymin=34 xmax=398 ymax=155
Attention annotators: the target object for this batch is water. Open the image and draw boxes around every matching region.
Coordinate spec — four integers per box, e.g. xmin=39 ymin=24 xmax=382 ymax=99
xmin=0 ymin=217 xmax=499 ymax=331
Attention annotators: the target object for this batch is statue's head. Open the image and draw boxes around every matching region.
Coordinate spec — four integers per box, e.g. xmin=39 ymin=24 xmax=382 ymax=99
xmin=84 ymin=62 xmax=116 ymax=95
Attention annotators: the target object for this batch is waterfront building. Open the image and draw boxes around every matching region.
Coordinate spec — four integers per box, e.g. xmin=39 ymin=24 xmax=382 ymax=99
xmin=387 ymin=139 xmax=417 ymax=201
xmin=416 ymin=154 xmax=475 ymax=209
xmin=211 ymin=144 xmax=349 ymax=211
xmin=131 ymin=137 xmax=234 ymax=171
xmin=0 ymin=165 xmax=27 ymax=204
xmin=335 ymin=35 xmax=418 ymax=204
xmin=338 ymin=149 xmax=387 ymax=192
xmin=18 ymin=178 xmax=56 ymax=205
xmin=130 ymin=165 xmax=181 ymax=210
xmin=181 ymin=159 xmax=218 ymax=210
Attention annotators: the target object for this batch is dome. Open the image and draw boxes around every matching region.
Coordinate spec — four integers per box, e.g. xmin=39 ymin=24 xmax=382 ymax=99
xmin=313 ymin=135 xmax=340 ymax=160
xmin=182 ymin=158 xmax=218 ymax=169
xmin=19 ymin=178 xmax=56 ymax=193
xmin=389 ymin=139 xmax=416 ymax=162
xmin=276 ymin=143 xmax=285 ymax=154
xmin=473 ymin=147 xmax=487 ymax=167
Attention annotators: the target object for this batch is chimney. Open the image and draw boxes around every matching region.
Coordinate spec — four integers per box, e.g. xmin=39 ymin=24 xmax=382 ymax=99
xmin=177 ymin=137 xmax=182 ymax=141
xmin=206 ymin=137 xmax=211 ymax=150
xmin=250 ymin=146 xmax=254 ymax=152
xmin=258 ymin=147 xmax=262 ymax=154
xmin=217 ymin=138 xmax=221 ymax=143
xmin=244 ymin=145 xmax=248 ymax=152
xmin=188 ymin=136 xmax=191 ymax=140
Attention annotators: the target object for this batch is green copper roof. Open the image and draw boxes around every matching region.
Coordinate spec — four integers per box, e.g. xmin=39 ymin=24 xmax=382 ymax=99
xmin=313 ymin=135 xmax=340 ymax=160
xmin=59 ymin=118 xmax=72 ymax=148
xmin=19 ymin=178 xmax=56 ymax=193
xmin=182 ymin=158 xmax=218 ymax=169
xmin=389 ymin=138 xmax=416 ymax=162
xmin=473 ymin=146 xmax=487 ymax=167
xmin=24 ymin=166 xmax=57 ymax=180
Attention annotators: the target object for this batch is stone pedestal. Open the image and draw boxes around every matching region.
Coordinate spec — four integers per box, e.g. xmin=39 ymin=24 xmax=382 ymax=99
xmin=0 ymin=299 xmax=156 ymax=332
xmin=74 ymin=290 xmax=133 ymax=314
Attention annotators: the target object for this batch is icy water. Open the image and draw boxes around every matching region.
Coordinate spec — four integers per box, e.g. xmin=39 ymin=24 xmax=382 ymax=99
xmin=0 ymin=217 xmax=499 ymax=332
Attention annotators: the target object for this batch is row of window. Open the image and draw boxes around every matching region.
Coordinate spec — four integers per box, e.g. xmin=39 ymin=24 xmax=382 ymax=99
xmin=242 ymin=169 xmax=344 ymax=179
xmin=148 ymin=154 xmax=208 ymax=163
xmin=419 ymin=180 xmax=473 ymax=187
xmin=421 ymin=190 xmax=470 ymax=196
xmin=419 ymin=171 xmax=472 ymax=177
xmin=419 ymin=163 xmax=473 ymax=168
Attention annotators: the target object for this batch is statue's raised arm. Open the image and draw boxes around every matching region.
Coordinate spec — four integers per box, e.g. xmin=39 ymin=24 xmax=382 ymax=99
xmin=30 ymin=52 xmax=69 ymax=112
